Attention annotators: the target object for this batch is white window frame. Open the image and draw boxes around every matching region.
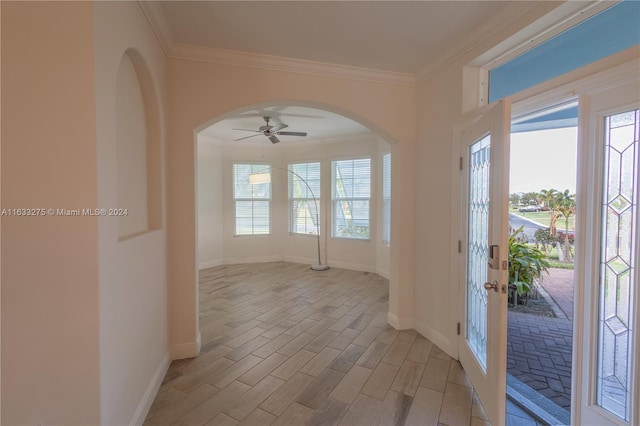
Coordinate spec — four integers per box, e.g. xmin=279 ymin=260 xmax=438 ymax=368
xmin=331 ymin=157 xmax=371 ymax=240
xmin=288 ymin=161 xmax=321 ymax=236
xmin=232 ymin=163 xmax=271 ymax=236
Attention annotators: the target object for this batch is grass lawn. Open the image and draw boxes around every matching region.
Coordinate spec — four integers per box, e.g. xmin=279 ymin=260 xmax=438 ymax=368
xmin=535 ymin=243 xmax=575 ymax=269
xmin=510 ymin=208 xmax=575 ymax=231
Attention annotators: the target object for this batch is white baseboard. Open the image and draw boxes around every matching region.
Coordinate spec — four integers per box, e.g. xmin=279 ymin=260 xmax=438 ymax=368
xmin=387 ymin=311 xmax=414 ymax=330
xmin=214 ymin=255 xmax=385 ymax=277
xmin=171 ymin=332 xmax=201 ymax=360
xmin=321 ymin=259 xmax=376 ymax=274
xmin=251 ymin=255 xmax=379 ymax=275
xmin=281 ymin=255 xmax=315 ymax=266
xmin=414 ymin=319 xmax=457 ymax=359
xmin=198 ymin=259 xmax=223 ymax=270
xmin=223 ymin=255 xmax=283 ymax=265
xmin=129 ymin=351 xmax=170 ymax=426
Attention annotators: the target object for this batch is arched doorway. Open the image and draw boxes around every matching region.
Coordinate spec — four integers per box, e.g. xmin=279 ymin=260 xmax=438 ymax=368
xmin=194 ymin=103 xmax=395 ymax=354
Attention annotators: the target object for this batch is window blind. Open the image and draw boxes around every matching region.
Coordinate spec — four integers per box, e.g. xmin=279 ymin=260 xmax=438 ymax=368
xmin=233 ymin=163 xmax=270 ymax=235
xmin=382 ymin=153 xmax=391 ymax=245
xmin=288 ymin=162 xmax=321 ymax=235
xmin=332 ymin=158 xmax=371 ymax=239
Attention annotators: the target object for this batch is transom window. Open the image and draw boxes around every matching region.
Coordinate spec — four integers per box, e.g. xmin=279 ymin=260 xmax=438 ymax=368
xmin=288 ymin=162 xmax=321 ymax=235
xmin=233 ymin=163 xmax=270 ymax=235
xmin=489 ymin=1 xmax=640 ymax=102
xmin=332 ymin=158 xmax=371 ymax=240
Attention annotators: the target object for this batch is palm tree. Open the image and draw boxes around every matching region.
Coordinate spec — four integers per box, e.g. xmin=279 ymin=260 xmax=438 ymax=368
xmin=540 ymin=188 xmax=560 ymax=236
xmin=555 ymin=190 xmax=576 ymax=263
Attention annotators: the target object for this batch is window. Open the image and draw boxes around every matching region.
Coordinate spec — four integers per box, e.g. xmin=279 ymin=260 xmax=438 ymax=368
xmin=233 ymin=163 xmax=270 ymax=235
xmin=489 ymin=1 xmax=640 ymax=102
xmin=332 ymin=158 xmax=371 ymax=239
xmin=288 ymin=162 xmax=321 ymax=235
xmin=382 ymin=153 xmax=391 ymax=246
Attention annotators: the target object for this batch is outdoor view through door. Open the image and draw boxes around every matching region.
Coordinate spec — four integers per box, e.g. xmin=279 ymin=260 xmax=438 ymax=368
xmin=507 ymin=102 xmax=578 ymax=424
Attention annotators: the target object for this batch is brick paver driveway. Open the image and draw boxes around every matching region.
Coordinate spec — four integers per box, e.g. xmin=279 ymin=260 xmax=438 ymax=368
xmin=507 ymin=268 xmax=574 ymax=411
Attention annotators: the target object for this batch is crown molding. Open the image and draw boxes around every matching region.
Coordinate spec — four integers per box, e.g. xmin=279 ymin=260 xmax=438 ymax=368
xmin=138 ymin=1 xmax=176 ymax=56
xmin=168 ymin=43 xmax=416 ymax=87
xmin=138 ymin=1 xmax=414 ymax=87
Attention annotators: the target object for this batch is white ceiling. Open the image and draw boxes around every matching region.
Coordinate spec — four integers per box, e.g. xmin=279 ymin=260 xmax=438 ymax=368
xmin=199 ymin=105 xmax=372 ymax=143
xmin=155 ymin=1 xmax=540 ymax=142
xmin=158 ymin=1 xmax=519 ymax=74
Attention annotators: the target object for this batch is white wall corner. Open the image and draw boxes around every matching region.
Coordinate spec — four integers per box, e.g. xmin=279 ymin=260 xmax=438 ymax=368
xmin=198 ymin=259 xmax=223 ymax=270
xmin=171 ymin=332 xmax=201 ymax=360
xmin=414 ymin=319 xmax=458 ymax=360
xmin=387 ymin=311 xmax=413 ymax=330
xmin=128 ymin=351 xmax=170 ymax=426
xmin=376 ymin=267 xmax=390 ymax=280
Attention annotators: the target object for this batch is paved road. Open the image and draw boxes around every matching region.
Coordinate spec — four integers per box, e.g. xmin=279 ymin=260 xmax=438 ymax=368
xmin=509 ymin=213 xmax=547 ymax=242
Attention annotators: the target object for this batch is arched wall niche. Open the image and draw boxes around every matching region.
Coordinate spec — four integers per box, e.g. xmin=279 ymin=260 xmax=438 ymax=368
xmin=115 ymin=48 xmax=162 ymax=239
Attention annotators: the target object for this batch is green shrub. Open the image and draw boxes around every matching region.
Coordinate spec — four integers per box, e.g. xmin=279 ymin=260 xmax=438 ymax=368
xmin=509 ymin=227 xmax=550 ymax=296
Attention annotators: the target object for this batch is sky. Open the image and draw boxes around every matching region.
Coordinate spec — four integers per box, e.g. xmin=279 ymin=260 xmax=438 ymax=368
xmin=509 ymin=127 xmax=578 ymax=194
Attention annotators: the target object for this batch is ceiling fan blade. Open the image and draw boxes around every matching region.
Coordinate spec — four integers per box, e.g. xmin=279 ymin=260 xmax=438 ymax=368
xmin=269 ymin=135 xmax=280 ymax=144
xmin=232 ymin=128 xmax=261 ymax=133
xmin=277 ymin=131 xmax=307 ymax=137
xmin=270 ymin=122 xmax=288 ymax=132
xmin=234 ymin=134 xmax=261 ymax=141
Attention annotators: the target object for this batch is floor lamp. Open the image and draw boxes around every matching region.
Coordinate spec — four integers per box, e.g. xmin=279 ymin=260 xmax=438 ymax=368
xmin=249 ymin=167 xmax=330 ymax=271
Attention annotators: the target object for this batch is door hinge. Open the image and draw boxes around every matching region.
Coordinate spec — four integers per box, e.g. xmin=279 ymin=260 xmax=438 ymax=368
xmin=458 ymin=240 xmax=462 ymax=253
xmin=457 ymin=322 xmax=461 ymax=335
xmin=459 ymin=157 xmax=463 ymax=170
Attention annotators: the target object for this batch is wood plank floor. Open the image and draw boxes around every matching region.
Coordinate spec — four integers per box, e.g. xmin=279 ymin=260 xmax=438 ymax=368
xmin=144 ymin=262 xmax=490 ymax=426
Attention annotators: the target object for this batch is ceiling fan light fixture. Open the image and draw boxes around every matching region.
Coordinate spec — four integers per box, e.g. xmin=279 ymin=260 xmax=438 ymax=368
xmin=234 ymin=116 xmax=308 ymax=143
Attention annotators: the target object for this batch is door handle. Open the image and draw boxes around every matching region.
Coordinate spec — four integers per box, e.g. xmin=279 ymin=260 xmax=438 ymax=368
xmin=484 ymin=281 xmax=507 ymax=294
xmin=483 ymin=281 xmax=499 ymax=292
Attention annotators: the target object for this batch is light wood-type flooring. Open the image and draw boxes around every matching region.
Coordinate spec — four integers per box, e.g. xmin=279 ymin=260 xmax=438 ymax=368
xmin=144 ymin=262 xmax=490 ymax=426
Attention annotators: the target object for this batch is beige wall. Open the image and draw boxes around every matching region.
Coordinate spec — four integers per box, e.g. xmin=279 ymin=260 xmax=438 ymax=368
xmin=197 ymin=136 xmax=224 ymax=269
xmin=94 ymin=2 xmax=169 ymax=425
xmin=168 ymin=58 xmax=417 ymax=356
xmin=375 ymin=139 xmax=392 ymax=278
xmin=1 ymin=2 xmax=101 ymax=424
xmin=413 ymin=4 xmax=563 ymax=356
xmin=0 ymin=1 xmax=577 ymax=422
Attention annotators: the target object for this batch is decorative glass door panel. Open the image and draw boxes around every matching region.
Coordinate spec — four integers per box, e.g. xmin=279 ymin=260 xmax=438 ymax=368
xmin=457 ymin=100 xmax=510 ymax=426
xmin=597 ymin=109 xmax=638 ymax=421
xmin=578 ymin=76 xmax=639 ymax=425
xmin=467 ymin=134 xmax=491 ymax=371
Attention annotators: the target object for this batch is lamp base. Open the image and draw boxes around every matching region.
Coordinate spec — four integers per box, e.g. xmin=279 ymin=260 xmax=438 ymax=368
xmin=311 ymin=264 xmax=330 ymax=271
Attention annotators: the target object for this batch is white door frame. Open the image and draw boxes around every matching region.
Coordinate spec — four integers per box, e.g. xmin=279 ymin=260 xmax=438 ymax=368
xmin=576 ymin=79 xmax=640 ymax=426
xmin=451 ymin=53 xmax=640 ymax=424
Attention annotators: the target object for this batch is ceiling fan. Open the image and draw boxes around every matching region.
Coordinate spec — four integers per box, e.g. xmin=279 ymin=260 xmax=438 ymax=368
xmin=233 ymin=116 xmax=308 ymax=144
